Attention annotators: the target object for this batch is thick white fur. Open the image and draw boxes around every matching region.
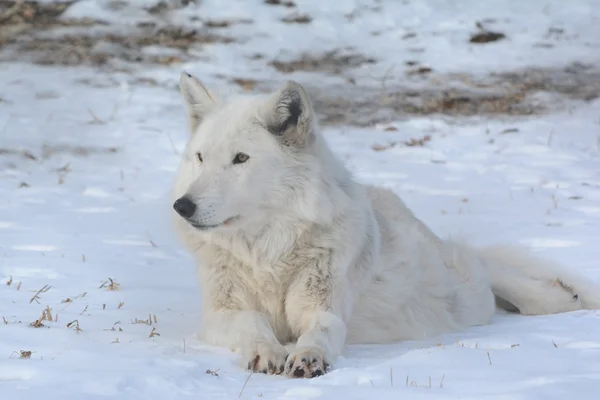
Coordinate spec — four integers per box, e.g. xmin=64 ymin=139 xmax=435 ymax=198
xmin=171 ymin=72 xmax=600 ymax=378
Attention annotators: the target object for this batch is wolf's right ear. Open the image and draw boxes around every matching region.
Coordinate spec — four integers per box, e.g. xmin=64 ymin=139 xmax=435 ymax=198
xmin=179 ymin=72 xmax=217 ymax=133
xmin=263 ymin=81 xmax=315 ymax=148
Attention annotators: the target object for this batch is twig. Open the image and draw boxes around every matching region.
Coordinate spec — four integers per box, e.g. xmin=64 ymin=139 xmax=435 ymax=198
xmin=67 ymin=319 xmax=83 ymax=333
xmin=30 ymin=284 xmax=51 ymax=304
xmin=486 ymin=352 xmax=492 ymax=365
xmin=238 ymin=372 xmax=253 ymax=399
xmin=88 ymin=108 xmax=105 ymax=124
xmin=380 ymin=63 xmax=396 ymax=92
xmin=149 ymin=327 xmax=160 ymax=337
xmin=164 ymin=131 xmax=180 ymax=155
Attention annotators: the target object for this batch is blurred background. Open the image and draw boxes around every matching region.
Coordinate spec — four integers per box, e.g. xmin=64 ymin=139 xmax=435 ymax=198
xmin=2 ymin=0 xmax=599 ymax=125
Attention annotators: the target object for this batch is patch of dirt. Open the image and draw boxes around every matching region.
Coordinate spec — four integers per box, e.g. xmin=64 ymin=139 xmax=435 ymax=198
xmin=303 ymin=63 xmax=600 ymax=126
xmin=3 ymin=25 xmax=235 ymax=65
xmin=0 ymin=145 xmax=119 ymax=161
xmin=204 ymin=18 xmax=253 ymax=29
xmin=470 ymin=21 xmax=506 ymax=44
xmin=470 ymin=31 xmax=506 ymax=44
xmin=0 ymin=0 xmax=77 ymax=26
xmin=281 ymin=13 xmax=312 ymax=24
xmin=264 ymin=0 xmax=296 ymax=7
xmin=270 ymin=51 xmax=376 ymax=74
xmin=0 ymin=0 xmax=235 ymax=66
xmin=231 ymin=78 xmax=259 ymax=92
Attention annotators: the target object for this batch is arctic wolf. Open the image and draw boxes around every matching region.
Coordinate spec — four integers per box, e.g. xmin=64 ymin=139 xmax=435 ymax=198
xmin=171 ymin=72 xmax=600 ymax=379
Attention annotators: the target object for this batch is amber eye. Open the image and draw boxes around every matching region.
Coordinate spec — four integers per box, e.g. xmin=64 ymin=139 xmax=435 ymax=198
xmin=196 ymin=152 xmax=203 ymax=164
xmin=232 ymin=152 xmax=249 ymax=164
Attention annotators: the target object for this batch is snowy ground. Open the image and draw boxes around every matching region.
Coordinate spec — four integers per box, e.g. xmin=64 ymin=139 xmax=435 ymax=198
xmin=1 ymin=1 xmax=600 ymax=399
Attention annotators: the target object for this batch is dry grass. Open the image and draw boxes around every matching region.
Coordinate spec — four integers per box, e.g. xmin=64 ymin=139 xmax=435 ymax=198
xmin=9 ymin=350 xmax=33 ymax=359
xmin=66 ymin=319 xmax=82 ymax=333
xmin=104 ymin=321 xmax=122 ymax=332
xmin=404 ymin=373 xmax=444 ymax=389
xmin=19 ymin=350 xmax=32 ymax=359
xmin=133 ymin=313 xmax=157 ymax=326
xmin=99 ymin=278 xmax=120 ymax=291
xmin=371 ymin=134 xmax=432 ymax=152
xmin=270 ymin=50 xmax=376 ymax=74
xmin=29 ymin=284 xmax=51 ymax=304
xmin=281 ymin=13 xmax=312 ymax=24
xmin=238 ymin=372 xmax=253 ymax=399
xmin=30 ymin=306 xmax=53 ymax=328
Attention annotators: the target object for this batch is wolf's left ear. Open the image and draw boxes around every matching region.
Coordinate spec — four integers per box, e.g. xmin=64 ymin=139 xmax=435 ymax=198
xmin=179 ymin=72 xmax=217 ymax=133
xmin=264 ymin=81 xmax=315 ymax=147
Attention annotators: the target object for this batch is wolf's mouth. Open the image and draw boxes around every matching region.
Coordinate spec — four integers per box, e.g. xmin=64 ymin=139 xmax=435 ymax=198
xmin=189 ymin=216 xmax=240 ymax=231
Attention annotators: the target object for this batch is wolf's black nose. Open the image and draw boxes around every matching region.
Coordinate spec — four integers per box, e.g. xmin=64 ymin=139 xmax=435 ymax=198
xmin=173 ymin=197 xmax=196 ymax=219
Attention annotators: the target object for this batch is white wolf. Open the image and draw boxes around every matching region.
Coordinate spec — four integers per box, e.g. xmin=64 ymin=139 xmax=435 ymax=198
xmin=171 ymin=72 xmax=600 ymax=379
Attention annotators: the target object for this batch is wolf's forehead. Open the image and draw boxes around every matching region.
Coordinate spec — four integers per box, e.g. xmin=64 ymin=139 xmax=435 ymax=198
xmin=191 ymin=118 xmax=260 ymax=152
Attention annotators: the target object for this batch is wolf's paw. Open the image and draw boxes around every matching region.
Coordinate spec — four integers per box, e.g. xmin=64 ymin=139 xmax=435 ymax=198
xmin=243 ymin=341 xmax=288 ymax=375
xmin=284 ymin=347 xmax=330 ymax=378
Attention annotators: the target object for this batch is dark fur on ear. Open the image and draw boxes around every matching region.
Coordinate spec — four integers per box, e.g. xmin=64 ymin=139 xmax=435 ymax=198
xmin=265 ymin=81 xmax=314 ymax=147
xmin=268 ymin=88 xmax=303 ymax=136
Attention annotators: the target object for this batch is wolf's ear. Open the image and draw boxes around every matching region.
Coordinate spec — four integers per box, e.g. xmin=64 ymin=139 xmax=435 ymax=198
xmin=179 ymin=71 xmax=217 ymax=133
xmin=264 ymin=81 xmax=314 ymax=147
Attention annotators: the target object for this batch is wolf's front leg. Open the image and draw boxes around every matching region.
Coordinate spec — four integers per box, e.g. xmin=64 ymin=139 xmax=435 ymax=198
xmin=201 ymin=260 xmax=288 ymax=375
xmin=203 ymin=309 xmax=289 ymax=375
xmin=284 ymin=267 xmax=349 ymax=378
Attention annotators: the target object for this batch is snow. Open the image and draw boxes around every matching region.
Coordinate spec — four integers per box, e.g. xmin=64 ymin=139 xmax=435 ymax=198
xmin=2 ymin=0 xmax=600 ymax=399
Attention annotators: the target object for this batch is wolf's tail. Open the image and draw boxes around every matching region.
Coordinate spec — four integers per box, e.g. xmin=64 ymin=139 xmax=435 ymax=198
xmin=477 ymin=245 xmax=600 ymax=315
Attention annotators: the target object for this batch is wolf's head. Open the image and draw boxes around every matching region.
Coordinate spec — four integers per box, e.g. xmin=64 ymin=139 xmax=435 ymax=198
xmin=172 ymin=72 xmax=339 ymax=235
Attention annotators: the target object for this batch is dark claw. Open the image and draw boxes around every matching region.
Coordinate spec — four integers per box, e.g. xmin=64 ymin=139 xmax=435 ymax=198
xmin=287 ymin=361 xmax=294 ymax=371
xmin=268 ymin=361 xmax=273 ymax=371
xmin=248 ymin=355 xmax=260 ymax=371
xmin=301 ymin=357 xmax=307 ymax=363
xmin=311 ymin=369 xmax=323 ymax=378
xmin=312 ymin=358 xmax=317 ymax=363
xmin=279 ymin=365 xmax=284 ymax=374
xmin=293 ymin=367 xmax=305 ymax=377
xmin=262 ymin=369 xmax=268 ymax=374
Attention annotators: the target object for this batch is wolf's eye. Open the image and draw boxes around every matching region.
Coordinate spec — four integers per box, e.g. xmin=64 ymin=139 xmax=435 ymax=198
xmin=233 ymin=152 xmax=249 ymax=164
xmin=196 ymin=152 xmax=203 ymax=164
